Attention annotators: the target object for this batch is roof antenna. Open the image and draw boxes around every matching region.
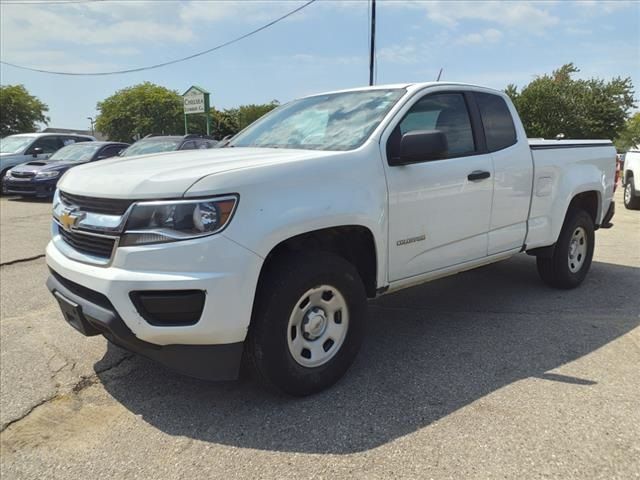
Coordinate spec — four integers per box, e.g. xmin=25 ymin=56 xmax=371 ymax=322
xmin=436 ymin=68 xmax=443 ymax=81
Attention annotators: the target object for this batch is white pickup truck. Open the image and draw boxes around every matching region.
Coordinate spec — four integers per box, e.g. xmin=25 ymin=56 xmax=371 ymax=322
xmin=46 ymin=83 xmax=616 ymax=395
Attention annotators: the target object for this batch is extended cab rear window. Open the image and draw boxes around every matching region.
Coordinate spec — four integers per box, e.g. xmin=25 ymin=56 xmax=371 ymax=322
xmin=475 ymin=92 xmax=517 ymax=152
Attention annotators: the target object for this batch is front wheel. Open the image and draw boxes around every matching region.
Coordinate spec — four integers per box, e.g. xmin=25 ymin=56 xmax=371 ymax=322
xmin=624 ymin=178 xmax=640 ymax=210
xmin=536 ymin=208 xmax=595 ymax=289
xmin=246 ymin=251 xmax=367 ymax=396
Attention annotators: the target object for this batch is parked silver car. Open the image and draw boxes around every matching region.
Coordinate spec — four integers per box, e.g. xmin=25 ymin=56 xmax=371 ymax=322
xmin=0 ymin=133 xmax=96 ymax=180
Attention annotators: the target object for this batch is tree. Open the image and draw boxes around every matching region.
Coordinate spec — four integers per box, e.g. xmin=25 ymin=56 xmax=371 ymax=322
xmin=186 ymin=101 xmax=279 ymax=139
xmin=505 ymin=64 xmax=636 ymax=140
xmin=236 ymin=101 xmax=280 ymax=131
xmin=0 ymin=84 xmax=49 ymax=137
xmin=95 ymin=82 xmax=183 ymax=142
xmin=614 ymin=113 xmax=640 ymax=152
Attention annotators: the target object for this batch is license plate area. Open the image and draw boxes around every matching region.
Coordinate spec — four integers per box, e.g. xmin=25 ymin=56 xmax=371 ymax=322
xmin=54 ymin=291 xmax=100 ymax=336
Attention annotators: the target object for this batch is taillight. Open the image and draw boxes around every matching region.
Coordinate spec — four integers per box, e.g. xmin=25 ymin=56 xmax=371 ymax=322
xmin=614 ymin=155 xmax=621 ymax=192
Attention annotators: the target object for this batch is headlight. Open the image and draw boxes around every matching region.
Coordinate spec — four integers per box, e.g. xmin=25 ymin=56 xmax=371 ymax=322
xmin=5 ymin=169 xmax=12 ymax=177
xmin=120 ymin=195 xmax=238 ymax=246
xmin=35 ymin=171 xmax=60 ymax=179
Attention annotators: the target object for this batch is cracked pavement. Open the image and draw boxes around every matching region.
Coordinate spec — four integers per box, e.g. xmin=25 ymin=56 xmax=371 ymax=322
xmin=0 ymin=193 xmax=639 ymax=479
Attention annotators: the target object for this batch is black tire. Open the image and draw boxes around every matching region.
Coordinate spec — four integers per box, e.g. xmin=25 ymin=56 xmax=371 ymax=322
xmin=0 ymin=169 xmax=8 ymax=196
xmin=624 ymin=177 xmax=640 ymax=210
xmin=536 ymin=208 xmax=595 ymax=289
xmin=246 ymin=251 xmax=366 ymax=396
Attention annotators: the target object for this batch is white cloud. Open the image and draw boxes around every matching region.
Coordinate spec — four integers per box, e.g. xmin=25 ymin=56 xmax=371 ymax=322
xmin=178 ymin=1 xmax=309 ymax=24
xmin=456 ymin=28 xmax=504 ymax=45
xmin=377 ymin=44 xmax=420 ymax=64
xmin=97 ymin=47 xmax=142 ymax=57
xmin=565 ymin=26 xmax=593 ymax=35
xmin=0 ymin=3 xmax=194 ymax=53
xmin=0 ymin=0 xmax=309 ymax=68
xmin=384 ymin=1 xmax=560 ymax=32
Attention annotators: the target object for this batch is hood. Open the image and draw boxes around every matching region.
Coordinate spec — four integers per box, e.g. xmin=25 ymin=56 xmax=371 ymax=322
xmin=0 ymin=152 xmax=22 ymax=168
xmin=12 ymin=160 xmax=80 ymax=174
xmin=57 ymin=147 xmax=338 ymax=199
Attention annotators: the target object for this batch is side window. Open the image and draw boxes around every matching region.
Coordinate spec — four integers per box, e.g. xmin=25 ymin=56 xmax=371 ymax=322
xmin=181 ymin=141 xmax=197 ymax=150
xmin=97 ymin=146 xmax=122 ymax=159
xmin=61 ymin=137 xmax=77 ymax=147
xmin=29 ymin=136 xmax=62 ymax=154
xmin=389 ymin=93 xmax=476 ymax=162
xmin=475 ymin=92 xmax=517 ymax=152
xmin=74 ymin=136 xmax=92 ymax=143
xmin=195 ymin=140 xmax=214 ymax=149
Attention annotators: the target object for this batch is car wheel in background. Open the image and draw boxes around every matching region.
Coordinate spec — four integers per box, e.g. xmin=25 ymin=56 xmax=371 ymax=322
xmin=624 ymin=178 xmax=640 ymax=210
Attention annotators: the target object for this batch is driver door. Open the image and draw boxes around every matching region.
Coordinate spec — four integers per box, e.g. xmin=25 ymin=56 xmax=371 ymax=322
xmin=383 ymin=91 xmax=494 ymax=282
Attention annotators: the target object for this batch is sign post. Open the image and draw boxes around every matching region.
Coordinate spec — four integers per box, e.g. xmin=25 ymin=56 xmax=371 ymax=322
xmin=182 ymin=86 xmax=211 ymax=136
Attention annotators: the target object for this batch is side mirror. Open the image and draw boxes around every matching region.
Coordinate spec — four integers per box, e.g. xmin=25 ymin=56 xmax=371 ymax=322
xmin=32 ymin=147 xmax=44 ymax=157
xmin=396 ymin=130 xmax=448 ymax=165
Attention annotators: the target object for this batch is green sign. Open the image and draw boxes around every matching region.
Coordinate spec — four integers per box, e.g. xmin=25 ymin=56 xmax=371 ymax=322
xmin=182 ymin=85 xmax=211 ymax=136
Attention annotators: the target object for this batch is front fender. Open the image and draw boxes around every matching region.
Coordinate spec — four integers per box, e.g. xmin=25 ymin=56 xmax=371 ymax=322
xmin=186 ymin=144 xmax=389 ymax=289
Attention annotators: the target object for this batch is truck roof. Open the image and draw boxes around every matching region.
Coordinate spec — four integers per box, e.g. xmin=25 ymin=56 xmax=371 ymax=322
xmin=308 ymin=82 xmax=504 ymax=97
xmin=7 ymin=132 xmax=95 ymax=139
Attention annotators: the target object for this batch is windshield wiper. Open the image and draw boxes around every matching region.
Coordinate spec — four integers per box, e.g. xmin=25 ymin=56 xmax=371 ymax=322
xmin=217 ymin=135 xmax=235 ymax=148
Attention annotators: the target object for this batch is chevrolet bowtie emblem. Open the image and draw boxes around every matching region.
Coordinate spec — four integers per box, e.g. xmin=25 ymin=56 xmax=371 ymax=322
xmin=59 ymin=208 xmax=84 ymax=231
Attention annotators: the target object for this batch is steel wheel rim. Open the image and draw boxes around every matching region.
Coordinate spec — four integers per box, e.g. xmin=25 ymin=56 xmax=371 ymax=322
xmin=625 ymin=182 xmax=632 ymax=204
xmin=568 ymin=226 xmax=588 ymax=273
xmin=287 ymin=285 xmax=349 ymax=368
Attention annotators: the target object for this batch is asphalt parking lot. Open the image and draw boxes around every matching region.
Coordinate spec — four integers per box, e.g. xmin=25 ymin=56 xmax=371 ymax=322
xmin=0 ymin=192 xmax=638 ymax=479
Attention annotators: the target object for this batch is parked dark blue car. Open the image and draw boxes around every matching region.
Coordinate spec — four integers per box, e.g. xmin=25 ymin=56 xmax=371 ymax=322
xmin=2 ymin=141 xmax=128 ymax=198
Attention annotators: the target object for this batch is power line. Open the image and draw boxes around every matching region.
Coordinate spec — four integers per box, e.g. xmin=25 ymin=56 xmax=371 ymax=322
xmin=0 ymin=0 xmax=105 ymax=5
xmin=0 ymin=0 xmax=317 ymax=76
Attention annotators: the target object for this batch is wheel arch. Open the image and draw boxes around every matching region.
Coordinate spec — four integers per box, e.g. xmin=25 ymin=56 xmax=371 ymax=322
xmin=256 ymin=225 xmax=379 ymax=299
xmin=567 ymin=190 xmax=600 ymax=227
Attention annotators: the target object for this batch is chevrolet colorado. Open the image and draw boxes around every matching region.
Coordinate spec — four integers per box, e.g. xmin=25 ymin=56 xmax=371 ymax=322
xmin=46 ymin=83 xmax=616 ymax=395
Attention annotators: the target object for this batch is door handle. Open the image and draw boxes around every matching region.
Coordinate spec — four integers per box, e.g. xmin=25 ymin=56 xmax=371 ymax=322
xmin=467 ymin=170 xmax=491 ymax=181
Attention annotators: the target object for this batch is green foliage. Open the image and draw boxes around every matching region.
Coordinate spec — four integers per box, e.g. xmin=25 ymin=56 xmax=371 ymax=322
xmin=186 ymin=100 xmax=279 ymax=139
xmin=614 ymin=113 xmax=640 ymax=152
xmin=236 ymin=101 xmax=280 ymax=131
xmin=505 ymin=63 xmax=636 ymax=140
xmin=95 ymin=82 xmax=183 ymax=142
xmin=0 ymin=84 xmax=49 ymax=137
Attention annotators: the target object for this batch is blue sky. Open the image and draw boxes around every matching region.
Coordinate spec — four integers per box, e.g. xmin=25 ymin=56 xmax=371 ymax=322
xmin=1 ymin=0 xmax=638 ymax=130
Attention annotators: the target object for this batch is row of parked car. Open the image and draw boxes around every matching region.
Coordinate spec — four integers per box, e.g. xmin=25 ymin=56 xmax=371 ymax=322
xmin=0 ymin=132 xmax=218 ymax=198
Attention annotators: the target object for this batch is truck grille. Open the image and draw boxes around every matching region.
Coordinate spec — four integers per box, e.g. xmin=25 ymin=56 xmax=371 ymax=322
xmin=58 ymin=227 xmax=117 ymax=259
xmin=60 ymin=191 xmax=134 ymax=216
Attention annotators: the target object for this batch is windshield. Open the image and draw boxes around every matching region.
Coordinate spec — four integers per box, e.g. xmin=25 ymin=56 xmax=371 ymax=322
xmin=121 ymin=139 xmax=181 ymax=157
xmin=0 ymin=136 xmax=36 ymax=154
xmin=229 ymin=89 xmax=405 ymax=151
xmin=49 ymin=143 xmax=102 ymax=162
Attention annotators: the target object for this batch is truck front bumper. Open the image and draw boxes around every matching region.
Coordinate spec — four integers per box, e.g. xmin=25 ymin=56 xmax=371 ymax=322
xmin=45 ymin=233 xmax=264 ymax=380
xmin=47 ymin=270 xmax=243 ymax=380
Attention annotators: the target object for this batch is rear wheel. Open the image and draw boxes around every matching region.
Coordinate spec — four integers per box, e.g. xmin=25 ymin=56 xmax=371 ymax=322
xmin=536 ymin=209 xmax=595 ymax=289
xmin=624 ymin=178 xmax=640 ymax=210
xmin=246 ymin=251 xmax=366 ymax=396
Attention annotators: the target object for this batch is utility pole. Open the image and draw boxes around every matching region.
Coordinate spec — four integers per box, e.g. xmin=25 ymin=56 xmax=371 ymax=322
xmin=369 ymin=0 xmax=376 ymax=86
xmin=87 ymin=117 xmax=95 ymax=136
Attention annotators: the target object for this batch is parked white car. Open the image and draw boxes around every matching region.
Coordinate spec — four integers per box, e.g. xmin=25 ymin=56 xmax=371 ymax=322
xmin=45 ymin=83 xmax=616 ymax=395
xmin=622 ymin=147 xmax=640 ymax=209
